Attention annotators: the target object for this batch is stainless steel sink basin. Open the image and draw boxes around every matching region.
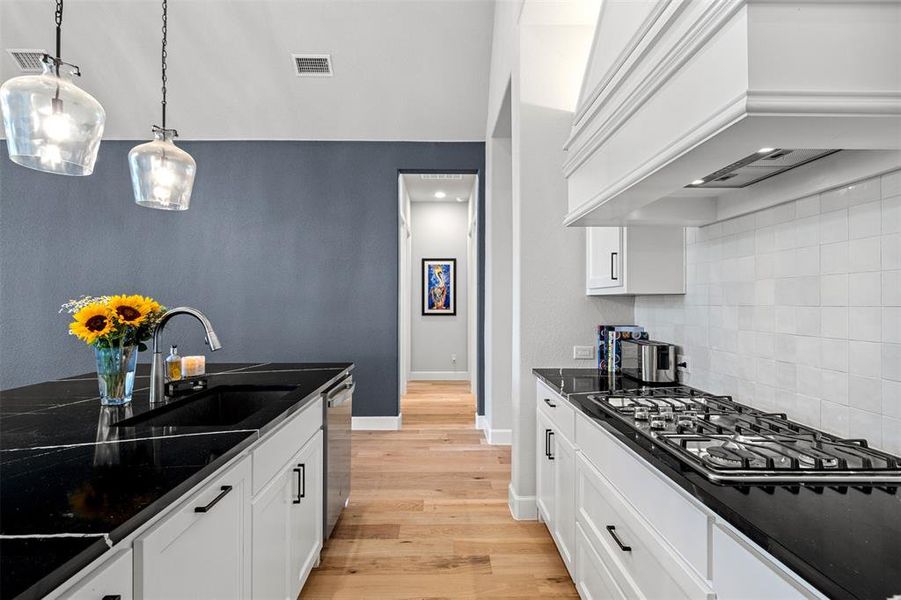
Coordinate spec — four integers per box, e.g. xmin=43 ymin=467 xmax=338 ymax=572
xmin=115 ymin=385 xmax=297 ymax=427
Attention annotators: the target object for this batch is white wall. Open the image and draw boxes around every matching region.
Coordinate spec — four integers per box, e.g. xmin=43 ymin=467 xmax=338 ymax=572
xmin=484 ymin=0 xmax=634 ymax=518
xmin=399 ymin=176 xmax=413 ymax=395
xmin=410 ymin=201 xmax=470 ymax=379
xmin=636 ymin=167 xmax=901 ymax=455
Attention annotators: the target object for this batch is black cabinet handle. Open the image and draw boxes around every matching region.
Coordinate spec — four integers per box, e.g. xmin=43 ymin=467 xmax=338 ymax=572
xmin=544 ymin=428 xmax=551 ymax=458
xmin=194 ymin=485 xmax=232 ymax=513
xmin=606 ymin=525 xmax=631 ymax=552
xmin=610 ymin=252 xmax=618 ymax=280
xmin=101 ymin=596 xmax=122 ymax=600
xmin=298 ymin=463 xmax=306 ymax=499
xmin=547 ymin=429 xmax=554 ymax=460
xmin=543 ymin=398 xmax=556 ymax=408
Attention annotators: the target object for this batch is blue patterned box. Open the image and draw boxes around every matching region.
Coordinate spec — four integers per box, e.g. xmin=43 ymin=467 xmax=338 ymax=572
xmin=597 ymin=325 xmax=648 ymax=374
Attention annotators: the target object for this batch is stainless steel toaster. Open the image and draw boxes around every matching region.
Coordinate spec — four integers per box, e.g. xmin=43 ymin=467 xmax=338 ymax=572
xmin=620 ymin=339 xmax=677 ymax=383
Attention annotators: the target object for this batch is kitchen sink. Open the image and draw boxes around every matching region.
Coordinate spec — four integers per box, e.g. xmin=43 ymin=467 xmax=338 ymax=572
xmin=115 ymin=385 xmax=298 ymax=427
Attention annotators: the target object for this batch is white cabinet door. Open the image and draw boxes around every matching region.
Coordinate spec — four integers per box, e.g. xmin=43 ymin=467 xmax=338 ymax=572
xmin=252 ymin=463 xmax=293 ymax=600
xmin=553 ymin=430 xmax=576 ymax=574
xmin=586 ymin=227 xmax=622 ymax=292
xmin=136 ymin=456 xmax=251 ymax=600
xmin=536 ymin=411 xmax=556 ymax=527
xmin=712 ymin=524 xmax=823 ymax=600
xmin=575 ymin=523 xmax=628 ymax=600
xmin=290 ymin=430 xmax=323 ymax=598
xmin=58 ymin=549 xmax=133 ymax=600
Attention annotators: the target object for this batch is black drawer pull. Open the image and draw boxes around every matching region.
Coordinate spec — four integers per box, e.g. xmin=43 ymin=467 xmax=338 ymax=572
xmin=194 ymin=485 xmax=232 ymax=513
xmin=547 ymin=430 xmax=555 ymax=461
xmin=543 ymin=398 xmax=557 ymax=408
xmin=298 ymin=463 xmax=306 ymax=499
xmin=101 ymin=596 xmax=122 ymax=600
xmin=606 ymin=525 xmax=631 ymax=552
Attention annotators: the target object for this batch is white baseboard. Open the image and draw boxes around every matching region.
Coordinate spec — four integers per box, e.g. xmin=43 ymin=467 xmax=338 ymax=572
xmin=508 ymin=483 xmax=537 ymax=521
xmin=409 ymin=371 xmax=470 ymax=381
xmin=475 ymin=413 xmax=488 ymax=430
xmin=352 ymin=414 xmax=403 ymax=431
xmin=487 ymin=428 xmax=512 ymax=445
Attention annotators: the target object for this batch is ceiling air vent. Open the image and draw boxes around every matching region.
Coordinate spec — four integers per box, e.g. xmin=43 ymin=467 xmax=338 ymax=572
xmin=292 ymin=53 xmax=332 ymax=77
xmin=7 ymin=49 xmax=46 ymax=73
xmin=420 ymin=174 xmax=464 ymax=180
xmin=686 ymin=149 xmax=841 ymax=189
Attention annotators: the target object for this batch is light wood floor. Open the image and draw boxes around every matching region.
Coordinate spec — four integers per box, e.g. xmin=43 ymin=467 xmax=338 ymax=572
xmin=301 ymin=381 xmax=578 ymax=599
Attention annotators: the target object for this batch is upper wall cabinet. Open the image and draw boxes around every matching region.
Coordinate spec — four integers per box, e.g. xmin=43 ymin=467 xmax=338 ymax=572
xmin=564 ymin=0 xmax=901 ymax=228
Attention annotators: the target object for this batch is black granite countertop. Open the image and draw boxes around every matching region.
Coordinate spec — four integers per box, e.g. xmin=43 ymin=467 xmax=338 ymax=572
xmin=0 ymin=362 xmax=352 ymax=600
xmin=533 ymin=368 xmax=901 ymax=600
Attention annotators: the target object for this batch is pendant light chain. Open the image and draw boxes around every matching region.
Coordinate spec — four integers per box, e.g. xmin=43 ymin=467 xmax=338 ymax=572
xmin=160 ymin=0 xmax=168 ymax=130
xmin=54 ymin=0 xmax=63 ymax=75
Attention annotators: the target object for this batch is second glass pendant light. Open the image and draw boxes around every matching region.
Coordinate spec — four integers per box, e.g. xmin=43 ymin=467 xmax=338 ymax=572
xmin=129 ymin=0 xmax=196 ymax=211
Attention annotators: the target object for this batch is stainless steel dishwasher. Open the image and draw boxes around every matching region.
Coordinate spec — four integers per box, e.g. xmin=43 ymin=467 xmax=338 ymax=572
xmin=322 ymin=374 xmax=353 ymax=539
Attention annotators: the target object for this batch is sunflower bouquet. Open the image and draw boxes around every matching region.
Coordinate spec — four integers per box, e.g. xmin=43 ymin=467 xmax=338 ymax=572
xmin=61 ymin=295 xmax=166 ymax=405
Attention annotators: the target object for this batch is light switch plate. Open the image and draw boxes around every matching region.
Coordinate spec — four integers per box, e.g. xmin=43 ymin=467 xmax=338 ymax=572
xmin=573 ymin=345 xmax=594 ymax=360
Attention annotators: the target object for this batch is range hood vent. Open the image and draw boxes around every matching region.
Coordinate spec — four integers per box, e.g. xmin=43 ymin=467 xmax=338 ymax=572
xmin=686 ymin=149 xmax=841 ymax=189
xmin=7 ymin=49 xmax=46 ymax=72
xmin=292 ymin=53 xmax=333 ymax=77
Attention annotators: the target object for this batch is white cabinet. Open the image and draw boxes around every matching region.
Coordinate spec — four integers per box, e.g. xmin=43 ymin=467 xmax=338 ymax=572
xmin=57 ymin=549 xmax=133 ymax=600
xmin=288 ymin=430 xmax=323 ymax=596
xmin=251 ymin=429 xmax=323 ymax=600
xmin=586 ymin=227 xmax=685 ymax=295
xmin=586 ymin=226 xmax=622 ymax=290
xmin=536 ymin=383 xmax=576 ymax=576
xmin=552 ymin=428 xmax=576 ymax=571
xmin=712 ymin=524 xmax=822 ymax=600
xmin=135 ymin=456 xmax=252 ymax=600
xmin=536 ymin=409 xmax=556 ymax=526
xmin=574 ymin=523 xmax=628 ymax=600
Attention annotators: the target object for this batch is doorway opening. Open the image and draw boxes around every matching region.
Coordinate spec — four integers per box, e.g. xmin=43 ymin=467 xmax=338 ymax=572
xmin=398 ymin=171 xmax=479 ymax=425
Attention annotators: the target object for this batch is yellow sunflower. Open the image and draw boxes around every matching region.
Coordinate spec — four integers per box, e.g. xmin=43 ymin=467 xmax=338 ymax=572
xmin=107 ymin=295 xmax=151 ymax=326
xmin=69 ymin=303 xmax=114 ymax=344
xmin=142 ymin=296 xmax=162 ymax=315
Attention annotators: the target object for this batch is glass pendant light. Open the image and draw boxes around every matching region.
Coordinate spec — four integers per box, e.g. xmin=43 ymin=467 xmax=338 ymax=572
xmin=129 ymin=0 xmax=196 ymax=211
xmin=0 ymin=0 xmax=106 ymax=176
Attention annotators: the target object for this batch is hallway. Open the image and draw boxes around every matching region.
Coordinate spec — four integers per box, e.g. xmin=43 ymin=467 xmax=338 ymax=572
xmin=302 ymin=381 xmax=578 ymax=598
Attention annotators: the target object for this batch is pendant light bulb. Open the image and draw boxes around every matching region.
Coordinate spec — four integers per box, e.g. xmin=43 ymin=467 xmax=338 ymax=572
xmin=130 ymin=0 xmax=196 ymax=211
xmin=1 ymin=0 xmax=106 ymax=176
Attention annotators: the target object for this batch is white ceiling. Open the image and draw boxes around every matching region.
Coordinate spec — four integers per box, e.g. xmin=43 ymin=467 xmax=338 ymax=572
xmin=0 ymin=0 xmax=493 ymax=141
xmin=403 ymin=173 xmax=475 ymax=202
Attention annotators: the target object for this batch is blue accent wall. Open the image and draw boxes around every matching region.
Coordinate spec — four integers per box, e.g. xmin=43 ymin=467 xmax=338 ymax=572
xmin=0 ymin=140 xmax=485 ymax=417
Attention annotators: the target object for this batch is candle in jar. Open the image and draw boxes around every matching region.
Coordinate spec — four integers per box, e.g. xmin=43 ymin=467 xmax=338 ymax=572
xmin=181 ymin=355 xmax=206 ymax=377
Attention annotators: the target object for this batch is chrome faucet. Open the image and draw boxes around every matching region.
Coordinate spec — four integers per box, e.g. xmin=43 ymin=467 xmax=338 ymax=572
xmin=149 ymin=307 xmax=222 ymax=403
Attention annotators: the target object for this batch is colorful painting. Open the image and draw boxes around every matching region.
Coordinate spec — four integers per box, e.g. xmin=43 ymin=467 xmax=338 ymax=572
xmin=422 ymin=258 xmax=456 ymax=316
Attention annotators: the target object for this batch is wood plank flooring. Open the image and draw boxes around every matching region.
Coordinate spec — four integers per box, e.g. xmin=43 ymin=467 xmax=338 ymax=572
xmin=301 ymin=381 xmax=577 ymax=599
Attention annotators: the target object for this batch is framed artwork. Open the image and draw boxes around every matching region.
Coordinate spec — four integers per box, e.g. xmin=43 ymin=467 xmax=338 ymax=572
xmin=422 ymin=258 xmax=456 ymax=316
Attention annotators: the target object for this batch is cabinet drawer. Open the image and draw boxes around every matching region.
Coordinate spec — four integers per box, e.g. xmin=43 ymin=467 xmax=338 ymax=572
xmin=253 ymin=397 xmax=322 ymax=495
xmin=135 ymin=455 xmax=251 ymax=599
xmin=576 ymin=453 xmax=712 ymax=600
xmin=575 ymin=410 xmax=708 ymax=578
xmin=575 ymin=522 xmax=629 ymax=600
xmin=536 ymin=380 xmax=574 ymax=441
xmin=58 ymin=549 xmax=133 ymax=600
xmin=712 ymin=523 xmax=824 ymax=600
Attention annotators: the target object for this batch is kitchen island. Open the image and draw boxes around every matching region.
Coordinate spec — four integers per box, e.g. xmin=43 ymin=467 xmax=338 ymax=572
xmin=0 ymin=362 xmax=352 ymax=600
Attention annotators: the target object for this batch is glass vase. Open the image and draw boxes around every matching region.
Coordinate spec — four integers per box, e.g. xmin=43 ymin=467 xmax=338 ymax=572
xmin=94 ymin=344 xmax=139 ymax=406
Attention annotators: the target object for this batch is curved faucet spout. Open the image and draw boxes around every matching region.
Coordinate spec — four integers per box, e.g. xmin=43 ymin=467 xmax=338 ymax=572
xmin=149 ymin=307 xmax=222 ymax=403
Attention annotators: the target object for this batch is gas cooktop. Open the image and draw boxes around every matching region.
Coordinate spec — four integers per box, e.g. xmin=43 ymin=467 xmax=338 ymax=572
xmin=585 ymin=386 xmax=901 ymax=484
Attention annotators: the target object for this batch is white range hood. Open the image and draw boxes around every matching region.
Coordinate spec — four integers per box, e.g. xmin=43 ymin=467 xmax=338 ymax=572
xmin=563 ymin=0 xmax=901 ymax=227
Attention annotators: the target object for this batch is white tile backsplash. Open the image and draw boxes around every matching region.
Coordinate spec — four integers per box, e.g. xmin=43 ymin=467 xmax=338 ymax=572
xmin=635 ymin=169 xmax=901 ymax=452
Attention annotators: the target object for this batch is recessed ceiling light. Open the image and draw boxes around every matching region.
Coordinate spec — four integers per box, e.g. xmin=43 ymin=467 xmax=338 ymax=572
xmin=455 ymin=197 xmax=464 ymax=202
xmin=757 ymin=147 xmax=776 ymax=154
xmin=434 ymin=191 xmax=446 ymax=199
xmin=691 ymin=179 xmax=705 ymax=186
